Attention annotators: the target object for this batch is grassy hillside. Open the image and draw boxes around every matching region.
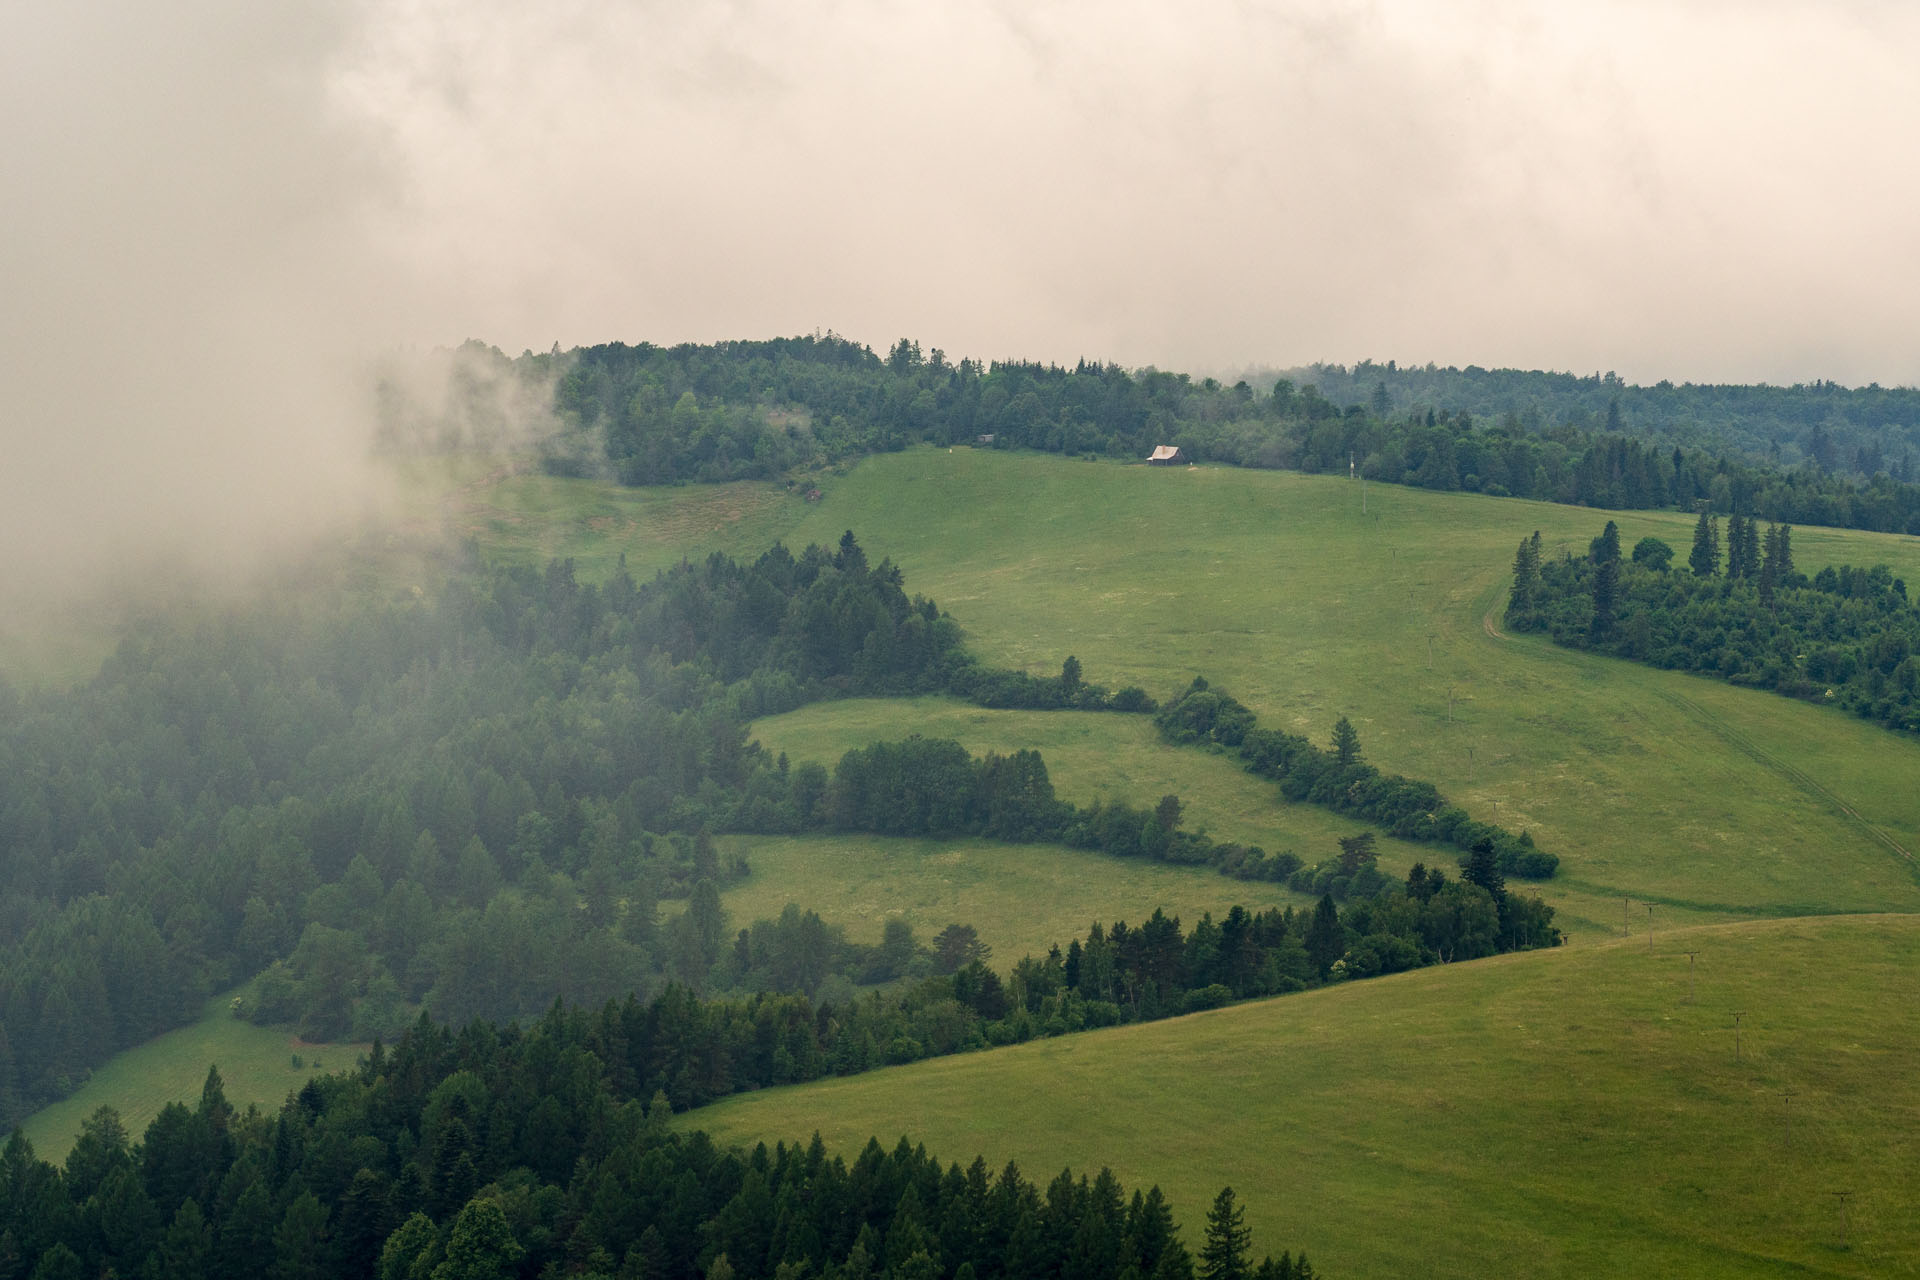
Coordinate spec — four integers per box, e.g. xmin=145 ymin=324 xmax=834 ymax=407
xmin=717 ymin=832 xmax=1312 ymax=964
xmin=690 ymin=914 xmax=1920 ymax=1279
xmin=590 ymin=448 xmax=1920 ymax=937
xmin=19 ymin=990 xmax=364 ymax=1163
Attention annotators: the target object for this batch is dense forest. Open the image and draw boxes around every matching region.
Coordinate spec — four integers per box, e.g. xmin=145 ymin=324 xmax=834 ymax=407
xmin=0 ymin=533 xmax=986 ymax=1124
xmin=1271 ymin=360 xmax=1920 ymax=480
xmin=1506 ymin=518 xmax=1920 ymax=736
xmin=385 ymin=337 xmax=1920 ymax=536
xmin=0 ymin=1009 xmax=1319 ymax=1280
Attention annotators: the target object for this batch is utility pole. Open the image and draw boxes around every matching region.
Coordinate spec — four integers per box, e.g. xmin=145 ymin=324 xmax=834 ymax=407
xmin=1781 ymin=1089 xmax=1797 ymax=1149
xmin=1734 ymin=1011 xmax=1746 ymax=1062
xmin=1684 ymin=951 xmax=1697 ymax=1003
xmin=1623 ymin=897 xmax=1631 ymax=939
xmin=1647 ymin=904 xmax=1654 ymax=953
xmin=1833 ymin=1191 xmax=1852 ymax=1251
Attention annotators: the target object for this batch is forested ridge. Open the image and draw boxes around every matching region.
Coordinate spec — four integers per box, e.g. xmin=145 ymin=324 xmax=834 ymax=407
xmin=1507 ymin=517 xmax=1920 ymax=736
xmin=0 ymin=1012 xmax=1319 ymax=1280
xmin=395 ymin=336 xmax=1920 ymax=536
xmin=1272 ymin=360 xmax=1920 ymax=480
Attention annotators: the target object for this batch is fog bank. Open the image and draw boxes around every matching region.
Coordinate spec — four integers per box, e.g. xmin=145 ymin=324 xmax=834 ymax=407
xmin=6 ymin=0 xmax=1919 ymax=633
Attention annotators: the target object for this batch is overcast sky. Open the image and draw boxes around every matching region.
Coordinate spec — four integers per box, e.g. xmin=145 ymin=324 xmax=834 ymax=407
xmin=6 ymin=0 xmax=1920 ymax=612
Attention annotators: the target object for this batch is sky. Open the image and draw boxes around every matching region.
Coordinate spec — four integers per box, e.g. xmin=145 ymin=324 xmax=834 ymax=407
xmin=5 ymin=0 xmax=1920 ymax=613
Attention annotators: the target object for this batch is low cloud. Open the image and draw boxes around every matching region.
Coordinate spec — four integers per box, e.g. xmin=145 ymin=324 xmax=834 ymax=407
xmin=5 ymin=0 xmax=1918 ymax=640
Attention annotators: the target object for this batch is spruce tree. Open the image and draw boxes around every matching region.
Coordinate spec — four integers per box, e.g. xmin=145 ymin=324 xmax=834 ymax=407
xmin=1590 ymin=520 xmax=1621 ymax=564
xmin=1463 ymin=837 xmax=1506 ymax=903
xmin=1330 ymin=717 xmax=1361 ymax=767
xmin=1198 ymin=1188 xmax=1252 ymax=1280
xmin=1767 ymin=523 xmax=1794 ymax=577
xmin=1725 ymin=513 xmax=1750 ymax=578
xmin=1590 ymin=554 xmax=1619 ymax=637
xmin=1303 ymin=896 xmax=1345 ymax=979
xmin=1508 ymin=535 xmax=1542 ymax=620
xmin=1689 ymin=512 xmax=1720 ymax=577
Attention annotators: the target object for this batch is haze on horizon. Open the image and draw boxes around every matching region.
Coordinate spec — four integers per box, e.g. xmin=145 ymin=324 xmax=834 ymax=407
xmin=5 ymin=0 xmax=1920 ymax=620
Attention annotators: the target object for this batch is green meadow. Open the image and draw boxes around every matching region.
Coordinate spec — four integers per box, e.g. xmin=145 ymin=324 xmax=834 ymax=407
xmin=433 ymin=449 xmax=1920 ymax=938
xmin=639 ymin=449 xmax=1918 ymax=939
xmin=716 ymin=833 xmax=1310 ymax=964
xmin=20 ymin=990 xmax=363 ymax=1164
xmin=691 ymin=914 xmax=1920 ymax=1280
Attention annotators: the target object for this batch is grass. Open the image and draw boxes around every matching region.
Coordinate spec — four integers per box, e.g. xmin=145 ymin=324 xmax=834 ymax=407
xmin=441 ymin=463 xmax=811 ymax=581
xmin=18 ymin=989 xmax=364 ymax=1164
xmin=714 ymin=450 xmax=1920 ymax=937
xmin=750 ymin=699 xmax=1409 ymax=862
xmin=717 ymin=832 xmax=1311 ymax=964
xmin=446 ymin=447 xmax=1920 ymax=935
xmin=689 ymin=913 xmax=1920 ymax=1279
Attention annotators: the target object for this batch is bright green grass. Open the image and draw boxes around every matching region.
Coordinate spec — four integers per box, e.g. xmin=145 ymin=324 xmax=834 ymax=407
xmin=448 ymin=448 xmax=1920 ymax=933
xmin=691 ymin=451 xmax=1920 ymax=936
xmin=690 ymin=913 xmax=1920 ymax=1279
xmin=750 ymin=700 xmax=1408 ymax=862
xmin=717 ymin=833 xmax=1309 ymax=963
xmin=747 ymin=698 xmax=1756 ymax=940
xmin=18 ymin=990 xmax=364 ymax=1164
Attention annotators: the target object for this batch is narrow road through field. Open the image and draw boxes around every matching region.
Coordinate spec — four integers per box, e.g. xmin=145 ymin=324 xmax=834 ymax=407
xmin=1479 ymin=590 xmax=1914 ymax=867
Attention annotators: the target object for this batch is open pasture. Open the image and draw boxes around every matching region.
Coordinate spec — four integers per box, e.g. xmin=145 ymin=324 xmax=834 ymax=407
xmin=729 ymin=450 xmax=1920 ymax=934
xmin=692 ymin=913 xmax=1920 ymax=1279
xmin=717 ymin=831 xmax=1312 ymax=964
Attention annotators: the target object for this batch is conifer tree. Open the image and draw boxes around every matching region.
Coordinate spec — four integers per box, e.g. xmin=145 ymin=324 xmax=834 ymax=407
xmin=1303 ymin=897 xmax=1345 ymax=979
xmin=1463 ymin=837 xmax=1506 ymax=903
xmin=1689 ymin=512 xmax=1720 ymax=577
xmin=1725 ymin=513 xmax=1751 ymax=578
xmin=1508 ymin=534 xmax=1542 ymax=619
xmin=1737 ymin=515 xmax=1762 ymax=580
xmin=1330 ymin=717 xmax=1361 ymax=767
xmin=1198 ymin=1188 xmax=1252 ymax=1280
xmin=1590 ymin=519 xmax=1622 ymax=564
xmin=1764 ymin=522 xmax=1794 ymax=578
xmin=1590 ymin=552 xmax=1619 ymax=637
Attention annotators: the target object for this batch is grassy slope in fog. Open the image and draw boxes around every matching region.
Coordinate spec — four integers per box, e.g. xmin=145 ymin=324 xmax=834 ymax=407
xmin=20 ymin=990 xmax=363 ymax=1164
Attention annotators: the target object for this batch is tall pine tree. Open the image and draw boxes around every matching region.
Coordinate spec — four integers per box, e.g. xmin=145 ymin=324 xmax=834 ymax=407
xmin=1689 ymin=512 xmax=1720 ymax=577
xmin=1199 ymin=1188 xmax=1252 ymax=1280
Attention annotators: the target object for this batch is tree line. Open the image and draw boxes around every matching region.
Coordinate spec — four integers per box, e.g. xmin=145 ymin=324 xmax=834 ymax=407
xmin=1280 ymin=359 xmax=1920 ymax=484
xmin=1152 ymin=682 xmax=1558 ymax=880
xmin=394 ymin=336 xmax=1920 ymax=537
xmin=1507 ymin=520 xmax=1920 ymax=736
xmin=0 ymin=1030 xmax=1318 ymax=1280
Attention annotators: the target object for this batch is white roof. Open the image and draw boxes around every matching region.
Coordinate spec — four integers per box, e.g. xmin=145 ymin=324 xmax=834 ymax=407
xmin=1149 ymin=445 xmax=1181 ymax=460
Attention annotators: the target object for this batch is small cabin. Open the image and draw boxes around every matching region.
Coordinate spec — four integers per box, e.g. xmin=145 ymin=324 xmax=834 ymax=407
xmin=977 ymin=433 xmax=996 ymax=445
xmin=1146 ymin=445 xmax=1186 ymax=466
